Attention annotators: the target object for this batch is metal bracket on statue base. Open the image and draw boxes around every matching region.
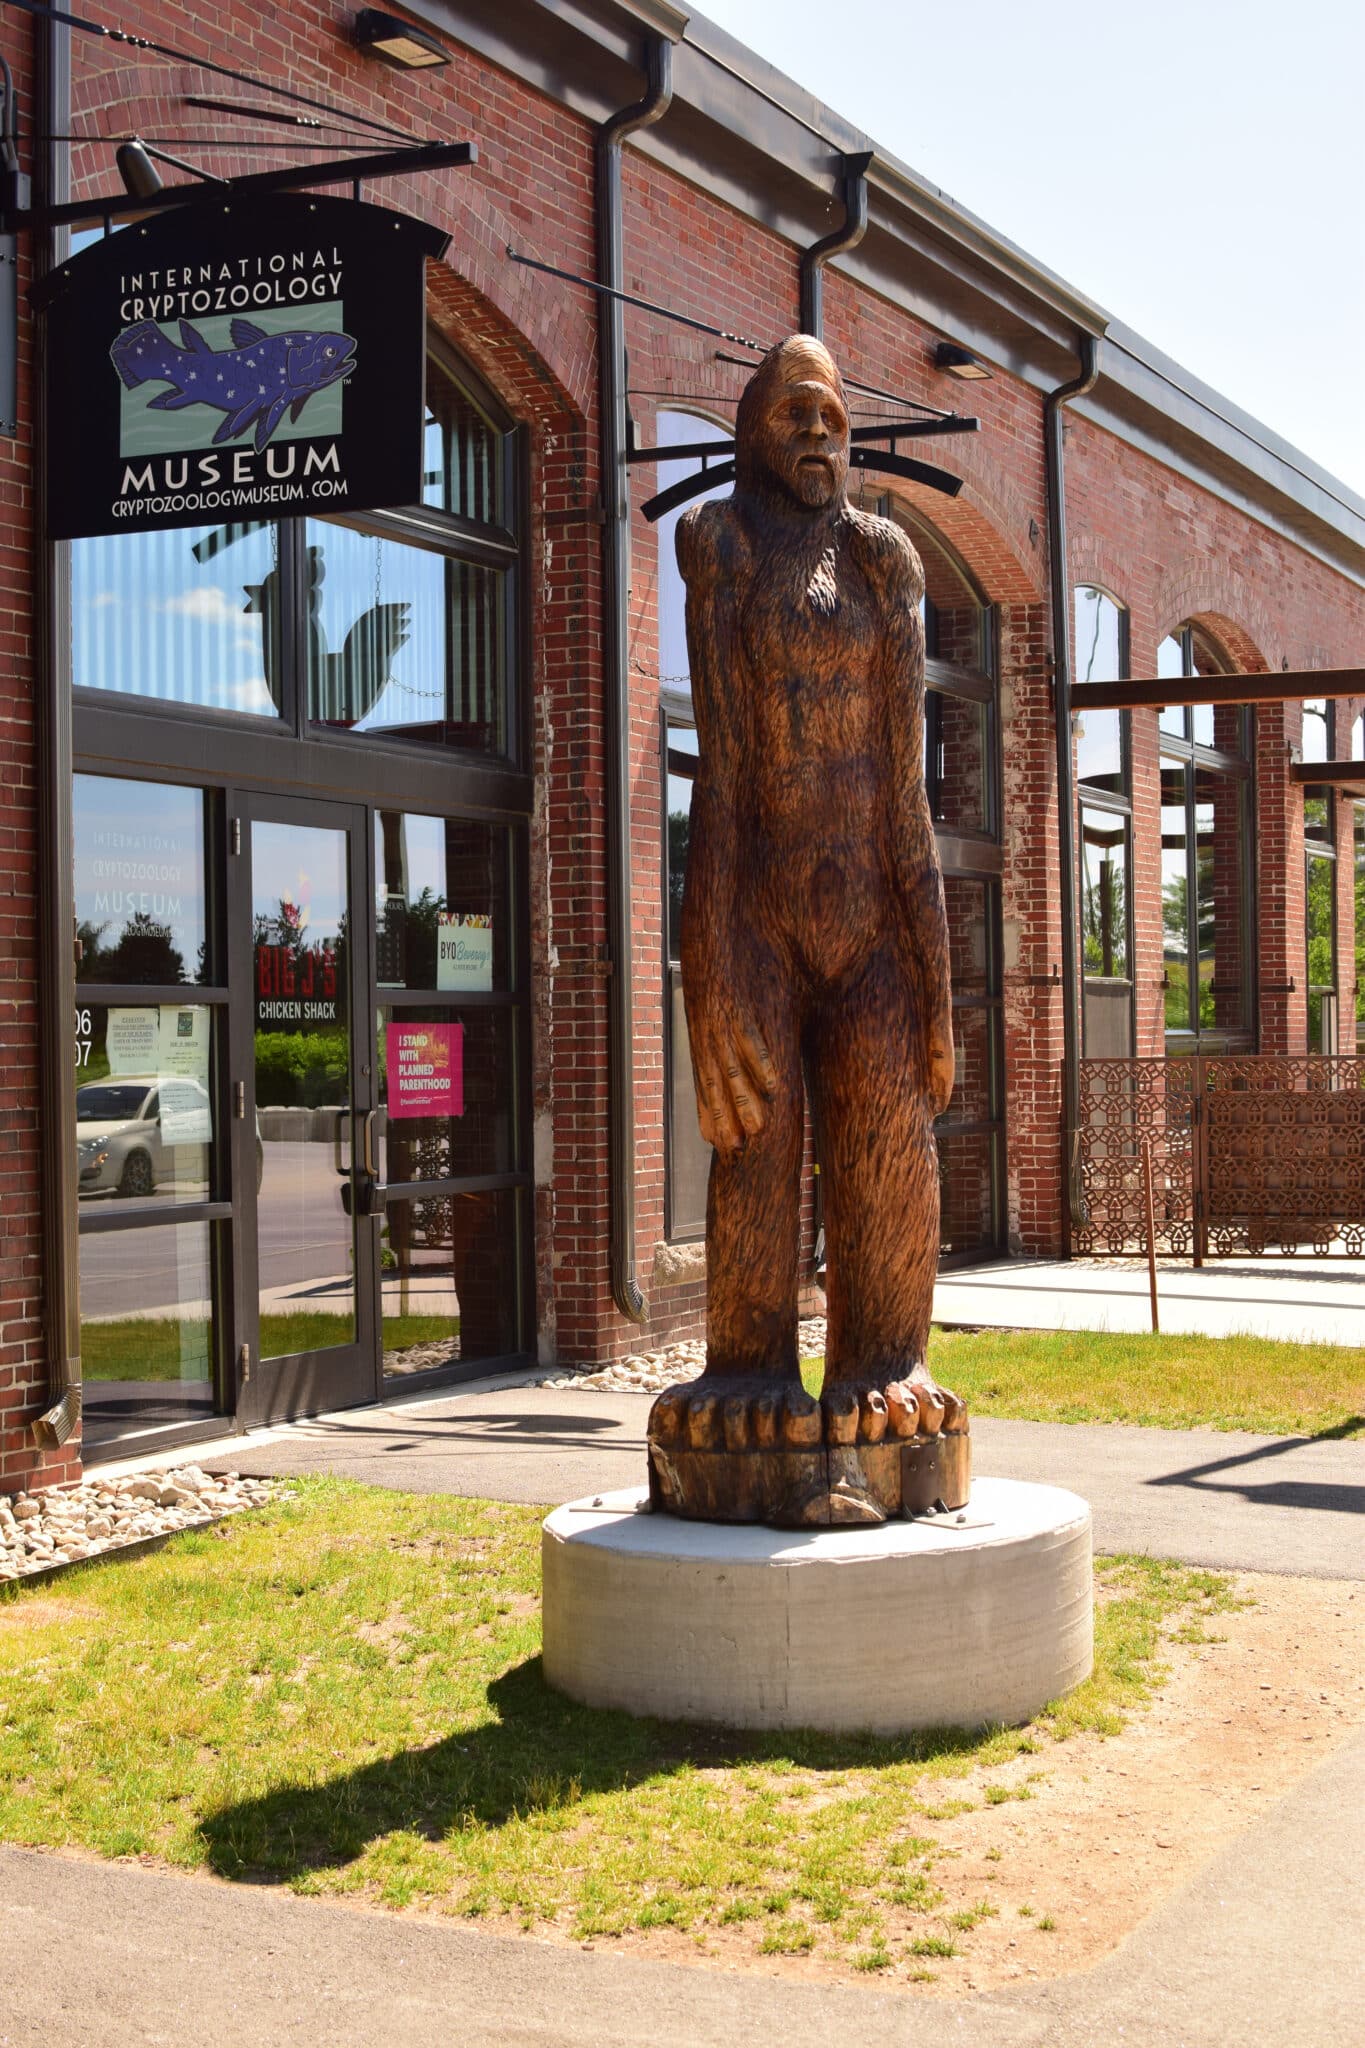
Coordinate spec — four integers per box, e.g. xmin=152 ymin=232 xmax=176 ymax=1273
xmin=648 ymin=1427 xmax=970 ymax=1529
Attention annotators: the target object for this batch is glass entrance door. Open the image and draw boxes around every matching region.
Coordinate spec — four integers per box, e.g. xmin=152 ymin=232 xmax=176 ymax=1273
xmin=232 ymin=796 xmax=378 ymax=1423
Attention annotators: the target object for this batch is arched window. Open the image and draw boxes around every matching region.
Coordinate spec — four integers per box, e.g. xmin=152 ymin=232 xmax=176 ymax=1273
xmin=1157 ymin=625 xmax=1254 ymax=1049
xmin=1075 ymin=587 xmax=1132 ymax=1056
xmin=656 ymin=411 xmax=733 ymax=1241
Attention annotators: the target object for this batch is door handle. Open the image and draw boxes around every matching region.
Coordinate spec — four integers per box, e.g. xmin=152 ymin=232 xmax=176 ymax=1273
xmin=362 ymin=1108 xmax=377 ymax=1176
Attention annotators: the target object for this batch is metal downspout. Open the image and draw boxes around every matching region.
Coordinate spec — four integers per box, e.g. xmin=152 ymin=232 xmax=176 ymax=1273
xmin=799 ymin=151 xmax=873 ymax=339
xmin=597 ymin=35 xmax=674 ymax=1324
xmin=1044 ymin=333 xmax=1101 ymax=1238
xmin=32 ymin=4 xmax=80 ymax=1446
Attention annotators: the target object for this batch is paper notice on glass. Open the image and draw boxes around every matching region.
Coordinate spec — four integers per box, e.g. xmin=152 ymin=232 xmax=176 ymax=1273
xmin=437 ymin=913 xmax=494 ymax=992
xmin=157 ymin=1006 xmax=212 ymax=1142
xmin=106 ymin=1007 xmax=158 ymax=1075
xmin=388 ymin=1020 xmax=464 ymax=1118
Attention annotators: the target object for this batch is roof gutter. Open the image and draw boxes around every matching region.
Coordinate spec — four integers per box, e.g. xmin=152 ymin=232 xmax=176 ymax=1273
xmin=1043 ymin=332 xmax=1101 ymax=1240
xmin=799 ymin=149 xmax=872 ymax=339
xmin=598 ymin=30 xmax=675 ymax=1325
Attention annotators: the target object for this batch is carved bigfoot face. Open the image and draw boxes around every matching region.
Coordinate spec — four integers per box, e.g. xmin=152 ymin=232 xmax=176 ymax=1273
xmin=738 ymin=338 xmax=851 ymax=511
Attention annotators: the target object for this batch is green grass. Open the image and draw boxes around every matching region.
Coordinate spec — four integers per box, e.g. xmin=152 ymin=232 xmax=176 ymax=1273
xmin=83 ymin=1314 xmax=457 ymax=1382
xmin=800 ymin=1327 xmax=1364 ymax=1436
xmin=0 ymin=1481 xmax=1244 ymax=1970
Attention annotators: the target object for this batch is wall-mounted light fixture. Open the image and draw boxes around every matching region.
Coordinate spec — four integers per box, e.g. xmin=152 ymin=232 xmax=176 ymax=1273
xmin=353 ymin=9 xmax=450 ymax=69
xmin=935 ymin=341 xmax=992 ymax=382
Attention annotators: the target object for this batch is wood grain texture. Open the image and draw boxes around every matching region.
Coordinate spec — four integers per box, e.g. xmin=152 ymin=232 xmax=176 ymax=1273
xmin=646 ymin=337 xmax=968 ymax=1526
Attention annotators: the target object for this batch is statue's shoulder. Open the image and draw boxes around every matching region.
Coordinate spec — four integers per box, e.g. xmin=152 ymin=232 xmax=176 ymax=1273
xmin=844 ymin=505 xmax=925 ymax=609
xmin=677 ymin=498 xmax=751 ymax=590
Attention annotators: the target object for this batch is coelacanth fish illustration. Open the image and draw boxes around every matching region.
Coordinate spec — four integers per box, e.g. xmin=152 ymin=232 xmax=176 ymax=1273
xmin=111 ymin=316 xmax=357 ymax=453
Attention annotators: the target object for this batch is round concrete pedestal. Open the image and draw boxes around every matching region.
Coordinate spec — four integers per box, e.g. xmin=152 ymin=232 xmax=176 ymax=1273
xmin=542 ymin=1476 xmax=1092 ymax=1734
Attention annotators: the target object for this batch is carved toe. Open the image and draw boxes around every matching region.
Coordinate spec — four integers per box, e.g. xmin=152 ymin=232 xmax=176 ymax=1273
xmin=822 ymin=1386 xmax=859 ymax=1445
xmin=781 ymin=1386 xmax=822 ymax=1447
xmin=686 ymin=1390 xmax=722 ymax=1450
xmin=915 ymin=1381 xmax=945 ymax=1437
xmin=722 ymin=1394 xmax=750 ymax=1451
xmin=650 ymin=1387 xmax=686 ymax=1447
xmin=940 ymin=1385 xmax=968 ymax=1434
xmin=752 ymin=1389 xmax=781 ymax=1448
xmin=885 ymin=1380 xmax=920 ymax=1438
xmin=859 ymin=1389 xmax=889 ymax=1442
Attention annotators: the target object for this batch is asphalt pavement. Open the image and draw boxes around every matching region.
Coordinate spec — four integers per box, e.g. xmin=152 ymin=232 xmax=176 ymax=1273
xmin=202 ymin=1381 xmax=1365 ymax=1579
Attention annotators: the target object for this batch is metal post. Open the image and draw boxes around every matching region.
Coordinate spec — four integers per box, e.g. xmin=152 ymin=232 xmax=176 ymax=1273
xmin=1141 ymin=1136 xmax=1159 ymax=1333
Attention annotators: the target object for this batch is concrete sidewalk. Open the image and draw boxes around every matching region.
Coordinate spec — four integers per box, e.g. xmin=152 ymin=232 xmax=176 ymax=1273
xmin=3 ymin=1722 xmax=1363 ymax=2047
xmin=933 ymin=1253 xmax=1365 ymax=1344
xmin=201 ymin=1383 xmax=1365 ymax=1579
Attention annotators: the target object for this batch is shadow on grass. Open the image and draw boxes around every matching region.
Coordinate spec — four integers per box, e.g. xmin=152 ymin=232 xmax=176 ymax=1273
xmin=197 ymin=1656 xmax=990 ymax=1885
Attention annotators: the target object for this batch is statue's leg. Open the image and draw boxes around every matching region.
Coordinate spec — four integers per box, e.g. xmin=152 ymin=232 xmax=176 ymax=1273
xmin=647 ymin=959 xmax=827 ymax=1511
xmin=808 ymin=946 xmax=967 ymax=1443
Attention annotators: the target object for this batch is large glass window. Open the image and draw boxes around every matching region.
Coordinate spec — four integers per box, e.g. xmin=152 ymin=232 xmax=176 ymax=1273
xmin=73 ymin=775 xmax=229 ymax=1455
xmin=304 ymin=525 xmax=508 ymax=753
xmin=655 ymin=414 xmax=733 ymax=1241
xmin=75 ymin=774 xmax=210 ymax=984
xmin=422 ymin=353 xmax=508 ymax=527
xmin=1074 ymin=587 xmax=1126 ymax=796
xmin=376 ymin=812 xmax=514 ymax=992
xmin=1307 ymin=847 xmax=1338 ymax=1053
xmin=73 ymin=346 xmax=517 ymax=761
xmin=72 ymin=521 xmax=282 ymax=718
xmin=1158 ymin=629 xmax=1253 ymax=1050
xmin=1075 ymin=587 xmax=1132 ymax=1053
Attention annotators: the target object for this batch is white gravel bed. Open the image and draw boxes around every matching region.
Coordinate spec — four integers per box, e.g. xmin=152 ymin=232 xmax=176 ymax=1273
xmin=540 ymin=1318 xmax=828 ymax=1395
xmin=0 ymin=1465 xmax=289 ymax=1583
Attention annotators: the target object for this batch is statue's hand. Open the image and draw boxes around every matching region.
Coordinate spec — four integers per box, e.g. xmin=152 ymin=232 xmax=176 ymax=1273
xmin=691 ymin=1008 xmax=777 ymax=1156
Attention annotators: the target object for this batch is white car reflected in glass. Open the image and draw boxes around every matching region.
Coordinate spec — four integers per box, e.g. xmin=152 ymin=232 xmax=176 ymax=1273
xmin=76 ymin=1077 xmax=260 ymax=1199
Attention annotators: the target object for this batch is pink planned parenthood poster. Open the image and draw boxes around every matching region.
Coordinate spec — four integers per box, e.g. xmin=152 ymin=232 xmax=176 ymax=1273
xmin=388 ymin=1021 xmax=464 ymax=1119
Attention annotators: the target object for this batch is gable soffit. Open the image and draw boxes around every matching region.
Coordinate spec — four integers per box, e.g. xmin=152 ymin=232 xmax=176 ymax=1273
xmin=404 ymin=0 xmax=1365 ymax=582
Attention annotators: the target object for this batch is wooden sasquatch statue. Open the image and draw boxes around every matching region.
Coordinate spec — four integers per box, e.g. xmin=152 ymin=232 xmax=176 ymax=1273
xmin=647 ymin=336 xmax=970 ymax=1527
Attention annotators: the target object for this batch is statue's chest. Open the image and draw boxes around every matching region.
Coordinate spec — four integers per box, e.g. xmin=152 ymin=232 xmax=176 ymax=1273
xmin=739 ymin=547 xmax=881 ymax=753
xmin=739 ymin=545 xmax=880 ymax=675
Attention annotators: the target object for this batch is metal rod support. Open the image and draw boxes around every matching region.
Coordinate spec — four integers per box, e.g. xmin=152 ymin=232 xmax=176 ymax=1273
xmin=7 ymin=140 xmax=475 ymax=235
xmin=627 ymin=416 xmax=980 ymax=465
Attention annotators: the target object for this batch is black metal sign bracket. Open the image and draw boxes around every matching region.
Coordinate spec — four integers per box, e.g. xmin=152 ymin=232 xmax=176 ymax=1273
xmin=2 ymin=139 xmax=476 ymax=238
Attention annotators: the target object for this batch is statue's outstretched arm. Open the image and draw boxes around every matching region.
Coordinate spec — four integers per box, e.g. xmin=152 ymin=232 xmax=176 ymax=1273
xmin=874 ymin=523 xmax=955 ymax=1116
xmin=676 ymin=503 xmax=777 ymax=1155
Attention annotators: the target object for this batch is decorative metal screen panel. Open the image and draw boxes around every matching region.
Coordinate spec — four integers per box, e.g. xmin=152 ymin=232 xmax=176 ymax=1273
xmin=1203 ymin=1056 xmax=1365 ymax=1258
xmin=1076 ymin=1056 xmax=1365 ymax=1258
xmin=1074 ymin=1060 xmax=1197 ymax=1257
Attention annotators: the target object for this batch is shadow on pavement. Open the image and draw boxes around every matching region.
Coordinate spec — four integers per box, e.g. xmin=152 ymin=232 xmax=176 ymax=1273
xmin=1146 ymin=1419 xmax=1365 ymax=1516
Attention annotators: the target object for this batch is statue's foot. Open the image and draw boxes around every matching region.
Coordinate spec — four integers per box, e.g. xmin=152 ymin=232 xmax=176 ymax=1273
xmin=648 ymin=1373 xmax=823 ymax=1455
xmin=646 ymin=1368 xmax=971 ymax=1526
xmin=820 ymin=1371 xmax=968 ymax=1447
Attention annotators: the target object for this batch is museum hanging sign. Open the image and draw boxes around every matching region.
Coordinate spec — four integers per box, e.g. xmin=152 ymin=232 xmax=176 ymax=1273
xmin=36 ymin=192 xmax=446 ymax=540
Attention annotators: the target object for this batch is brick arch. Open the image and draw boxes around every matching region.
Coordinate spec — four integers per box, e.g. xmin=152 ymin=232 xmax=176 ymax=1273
xmin=879 ymin=462 xmax=1043 ymax=609
xmin=1068 ymin=535 xmax=1138 ymax=620
xmin=1151 ymin=563 xmax=1278 ymax=674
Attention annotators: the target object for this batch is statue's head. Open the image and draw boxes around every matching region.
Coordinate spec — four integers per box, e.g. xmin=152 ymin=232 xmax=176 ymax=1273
xmin=735 ymin=335 xmax=850 ymax=511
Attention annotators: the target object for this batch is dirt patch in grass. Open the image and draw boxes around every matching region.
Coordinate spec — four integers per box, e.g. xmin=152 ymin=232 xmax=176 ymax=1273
xmin=578 ymin=1570 xmax=1361 ymax=1991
